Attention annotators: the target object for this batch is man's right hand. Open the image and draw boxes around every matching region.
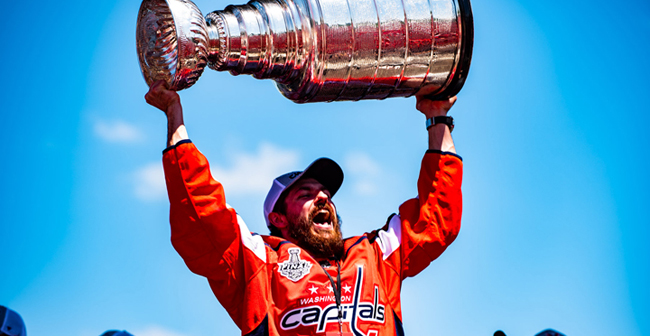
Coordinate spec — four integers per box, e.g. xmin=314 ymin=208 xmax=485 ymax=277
xmin=145 ymin=80 xmax=181 ymax=115
xmin=144 ymin=80 xmax=188 ymax=147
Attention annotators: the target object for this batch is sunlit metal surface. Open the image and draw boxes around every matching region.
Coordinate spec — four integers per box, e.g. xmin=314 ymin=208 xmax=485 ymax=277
xmin=136 ymin=0 xmax=473 ymax=102
xmin=136 ymin=0 xmax=209 ymax=90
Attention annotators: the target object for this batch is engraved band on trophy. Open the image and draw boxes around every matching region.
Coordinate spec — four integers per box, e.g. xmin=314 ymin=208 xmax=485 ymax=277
xmin=136 ymin=0 xmax=473 ymax=103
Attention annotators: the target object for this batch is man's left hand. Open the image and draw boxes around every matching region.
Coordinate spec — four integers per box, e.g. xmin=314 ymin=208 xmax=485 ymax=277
xmin=415 ymin=95 xmax=457 ymax=118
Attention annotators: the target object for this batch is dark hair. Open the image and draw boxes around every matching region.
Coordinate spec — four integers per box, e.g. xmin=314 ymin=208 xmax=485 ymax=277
xmin=269 ymin=224 xmax=283 ymax=237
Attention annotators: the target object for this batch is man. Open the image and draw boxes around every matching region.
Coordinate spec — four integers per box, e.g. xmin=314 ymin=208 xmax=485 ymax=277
xmin=146 ymin=81 xmax=462 ymax=336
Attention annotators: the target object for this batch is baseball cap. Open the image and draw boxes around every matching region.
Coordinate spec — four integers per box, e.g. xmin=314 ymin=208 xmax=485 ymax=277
xmin=0 ymin=306 xmax=26 ymax=336
xmin=263 ymin=157 xmax=344 ymax=228
xmin=100 ymin=331 xmax=134 ymax=336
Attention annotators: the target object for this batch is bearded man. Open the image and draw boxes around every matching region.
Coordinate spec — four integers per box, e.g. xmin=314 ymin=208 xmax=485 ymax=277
xmin=146 ymin=80 xmax=463 ymax=336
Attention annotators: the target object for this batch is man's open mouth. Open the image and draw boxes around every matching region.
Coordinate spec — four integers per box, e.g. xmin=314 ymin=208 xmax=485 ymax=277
xmin=311 ymin=209 xmax=332 ymax=229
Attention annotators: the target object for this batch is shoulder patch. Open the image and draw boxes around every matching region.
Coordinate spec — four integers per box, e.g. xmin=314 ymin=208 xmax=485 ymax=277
xmin=278 ymin=247 xmax=313 ymax=282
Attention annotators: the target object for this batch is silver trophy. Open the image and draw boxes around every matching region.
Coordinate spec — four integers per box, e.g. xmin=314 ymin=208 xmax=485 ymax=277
xmin=136 ymin=0 xmax=473 ymax=103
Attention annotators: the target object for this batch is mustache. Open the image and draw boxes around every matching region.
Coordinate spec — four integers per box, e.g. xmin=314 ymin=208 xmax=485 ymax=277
xmin=289 ymin=203 xmax=344 ymax=259
xmin=308 ymin=202 xmax=334 ymax=221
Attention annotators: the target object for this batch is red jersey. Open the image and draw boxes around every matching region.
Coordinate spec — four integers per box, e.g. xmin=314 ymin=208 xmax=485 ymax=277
xmin=162 ymin=140 xmax=463 ymax=336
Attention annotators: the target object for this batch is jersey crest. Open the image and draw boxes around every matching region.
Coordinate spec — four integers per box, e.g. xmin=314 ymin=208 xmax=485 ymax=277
xmin=279 ymin=247 xmax=313 ymax=282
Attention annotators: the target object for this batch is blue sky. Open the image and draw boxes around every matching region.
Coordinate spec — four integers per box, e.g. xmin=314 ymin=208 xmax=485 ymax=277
xmin=1 ymin=0 xmax=648 ymax=335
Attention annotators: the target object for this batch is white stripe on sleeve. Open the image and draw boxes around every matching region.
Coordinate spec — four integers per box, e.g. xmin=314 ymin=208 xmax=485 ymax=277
xmin=376 ymin=214 xmax=402 ymax=260
xmin=227 ymin=203 xmax=267 ymax=262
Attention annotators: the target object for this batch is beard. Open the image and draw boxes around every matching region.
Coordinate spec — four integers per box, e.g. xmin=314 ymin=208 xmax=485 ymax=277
xmin=287 ymin=202 xmax=344 ymax=260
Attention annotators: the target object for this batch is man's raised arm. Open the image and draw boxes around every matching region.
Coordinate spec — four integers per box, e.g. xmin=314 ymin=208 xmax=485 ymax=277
xmin=416 ymin=95 xmax=457 ymax=153
xmin=144 ymin=80 xmax=189 ymax=147
xmin=384 ymin=95 xmax=462 ymax=279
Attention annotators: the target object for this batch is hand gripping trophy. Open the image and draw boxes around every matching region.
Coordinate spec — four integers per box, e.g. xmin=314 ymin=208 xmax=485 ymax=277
xmin=136 ymin=0 xmax=473 ymax=103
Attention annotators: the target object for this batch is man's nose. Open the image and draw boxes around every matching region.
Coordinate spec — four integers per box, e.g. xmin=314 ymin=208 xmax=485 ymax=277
xmin=314 ymin=191 xmax=329 ymax=205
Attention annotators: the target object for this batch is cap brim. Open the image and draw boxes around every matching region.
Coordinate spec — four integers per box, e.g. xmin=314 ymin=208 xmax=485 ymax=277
xmin=299 ymin=158 xmax=344 ymax=197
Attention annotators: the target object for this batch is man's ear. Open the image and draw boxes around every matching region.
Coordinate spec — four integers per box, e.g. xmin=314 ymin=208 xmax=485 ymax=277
xmin=268 ymin=212 xmax=288 ymax=229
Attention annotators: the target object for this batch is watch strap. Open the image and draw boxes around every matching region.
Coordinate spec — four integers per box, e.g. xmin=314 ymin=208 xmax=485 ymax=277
xmin=426 ymin=116 xmax=454 ymax=132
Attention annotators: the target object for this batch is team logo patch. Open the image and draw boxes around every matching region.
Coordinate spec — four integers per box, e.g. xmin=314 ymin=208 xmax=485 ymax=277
xmin=279 ymin=248 xmax=313 ymax=282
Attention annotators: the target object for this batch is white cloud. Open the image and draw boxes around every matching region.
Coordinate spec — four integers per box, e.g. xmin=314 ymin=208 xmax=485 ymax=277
xmin=130 ymin=143 xmax=298 ymax=202
xmin=352 ymin=180 xmax=378 ymax=195
xmin=211 ymin=143 xmax=299 ymax=195
xmin=133 ymin=162 xmax=166 ymax=201
xmin=132 ymin=326 xmax=191 ymax=336
xmin=94 ymin=119 xmax=143 ymax=143
xmin=344 ymin=152 xmax=382 ymax=196
xmin=345 ymin=152 xmax=381 ymax=176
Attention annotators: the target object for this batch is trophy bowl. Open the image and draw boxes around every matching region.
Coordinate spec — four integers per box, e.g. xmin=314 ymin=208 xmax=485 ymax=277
xmin=136 ymin=0 xmax=210 ymax=90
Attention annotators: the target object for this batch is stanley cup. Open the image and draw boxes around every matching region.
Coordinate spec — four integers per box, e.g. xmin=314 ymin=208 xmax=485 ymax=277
xmin=136 ymin=0 xmax=473 ymax=103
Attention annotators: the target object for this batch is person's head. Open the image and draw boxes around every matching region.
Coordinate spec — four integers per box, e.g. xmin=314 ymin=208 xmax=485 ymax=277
xmin=100 ymin=330 xmax=134 ymax=336
xmin=264 ymin=158 xmax=344 ymax=259
xmin=0 ymin=306 xmax=26 ymax=336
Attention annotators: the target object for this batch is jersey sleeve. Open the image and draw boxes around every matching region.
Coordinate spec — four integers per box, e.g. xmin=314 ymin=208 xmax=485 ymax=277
xmin=373 ymin=150 xmax=463 ymax=280
xmin=162 ymin=140 xmax=269 ymax=331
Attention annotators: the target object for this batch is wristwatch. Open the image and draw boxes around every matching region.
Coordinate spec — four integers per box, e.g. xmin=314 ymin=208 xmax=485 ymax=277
xmin=426 ymin=116 xmax=454 ymax=132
